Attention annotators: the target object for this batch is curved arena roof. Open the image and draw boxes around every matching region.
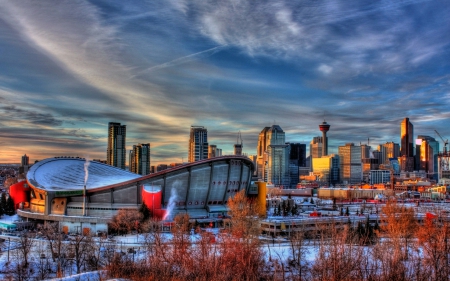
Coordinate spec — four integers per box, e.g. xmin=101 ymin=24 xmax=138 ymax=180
xmin=27 ymin=157 xmax=141 ymax=191
xmin=27 ymin=156 xmax=255 ymax=193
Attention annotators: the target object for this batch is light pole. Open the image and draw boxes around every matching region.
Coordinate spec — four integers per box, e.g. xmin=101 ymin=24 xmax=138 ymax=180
xmin=7 ymin=237 xmax=10 ymax=263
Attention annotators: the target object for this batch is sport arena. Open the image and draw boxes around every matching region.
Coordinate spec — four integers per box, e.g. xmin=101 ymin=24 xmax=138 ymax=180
xmin=15 ymin=156 xmax=255 ymax=234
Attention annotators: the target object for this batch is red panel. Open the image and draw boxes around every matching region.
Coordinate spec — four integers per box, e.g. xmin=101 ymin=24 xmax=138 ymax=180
xmin=9 ymin=181 xmax=30 ymax=209
xmin=142 ymin=185 xmax=162 ymax=211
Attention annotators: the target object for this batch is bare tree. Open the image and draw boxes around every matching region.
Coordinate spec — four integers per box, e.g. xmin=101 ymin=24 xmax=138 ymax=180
xmin=68 ymin=233 xmax=91 ymax=274
xmin=39 ymin=222 xmax=69 ymax=277
xmin=16 ymin=233 xmax=34 ymax=268
xmin=417 ymin=216 xmax=450 ymax=281
xmin=108 ymin=209 xmax=143 ymax=235
xmin=33 ymin=240 xmax=52 ymax=280
xmin=288 ymin=230 xmax=310 ymax=280
xmin=311 ymin=223 xmax=364 ymax=281
xmin=381 ymin=200 xmax=417 ymax=260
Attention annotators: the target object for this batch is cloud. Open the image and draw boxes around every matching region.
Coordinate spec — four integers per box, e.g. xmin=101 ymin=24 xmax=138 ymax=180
xmin=0 ymin=0 xmax=449 ymax=165
xmin=0 ymin=105 xmax=62 ymax=127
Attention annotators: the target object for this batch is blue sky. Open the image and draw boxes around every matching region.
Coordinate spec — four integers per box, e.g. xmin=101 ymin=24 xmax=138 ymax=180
xmin=0 ymin=0 xmax=449 ymax=165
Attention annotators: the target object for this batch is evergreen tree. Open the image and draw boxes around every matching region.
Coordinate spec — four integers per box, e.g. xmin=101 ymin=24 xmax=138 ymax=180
xmin=356 ymin=221 xmax=365 ymax=243
xmin=282 ymin=200 xmax=287 ymax=217
xmin=292 ymin=204 xmax=298 ymax=216
xmin=373 ymin=219 xmax=380 ymax=232
xmin=345 ymin=206 xmax=350 ymax=216
xmin=0 ymin=193 xmax=6 ymax=215
xmin=310 ymin=197 xmax=314 ymax=204
xmin=340 ymin=207 xmax=344 ymax=216
xmin=6 ymin=196 xmax=15 ymax=215
xmin=364 ymin=216 xmax=375 ymax=244
xmin=138 ymin=202 xmax=151 ymax=221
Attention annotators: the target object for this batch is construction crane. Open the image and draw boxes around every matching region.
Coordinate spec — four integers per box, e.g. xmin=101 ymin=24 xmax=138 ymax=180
xmin=434 ymin=129 xmax=448 ymax=154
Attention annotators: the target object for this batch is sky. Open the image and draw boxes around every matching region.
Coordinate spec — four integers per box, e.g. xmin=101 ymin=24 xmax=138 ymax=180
xmin=0 ymin=0 xmax=449 ymax=165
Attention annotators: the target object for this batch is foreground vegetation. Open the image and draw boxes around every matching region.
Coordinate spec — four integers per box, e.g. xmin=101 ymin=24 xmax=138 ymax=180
xmin=3 ymin=193 xmax=450 ymax=280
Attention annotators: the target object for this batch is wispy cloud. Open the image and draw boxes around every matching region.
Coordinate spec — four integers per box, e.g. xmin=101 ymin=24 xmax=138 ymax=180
xmin=0 ymin=0 xmax=449 ymax=164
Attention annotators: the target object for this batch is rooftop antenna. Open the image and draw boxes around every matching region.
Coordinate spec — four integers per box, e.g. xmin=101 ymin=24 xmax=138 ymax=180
xmin=237 ymin=131 xmax=243 ymax=145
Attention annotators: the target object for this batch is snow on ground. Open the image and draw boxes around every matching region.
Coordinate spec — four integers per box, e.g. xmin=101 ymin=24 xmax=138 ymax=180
xmin=45 ymin=271 xmax=105 ymax=281
xmin=0 ymin=214 xmax=20 ymax=224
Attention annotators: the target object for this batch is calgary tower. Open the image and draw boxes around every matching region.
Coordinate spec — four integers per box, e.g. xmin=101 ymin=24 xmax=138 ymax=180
xmin=319 ymin=120 xmax=330 ymax=156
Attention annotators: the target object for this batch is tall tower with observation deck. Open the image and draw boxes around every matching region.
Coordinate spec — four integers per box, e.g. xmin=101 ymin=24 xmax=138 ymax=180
xmin=319 ymin=120 xmax=330 ymax=157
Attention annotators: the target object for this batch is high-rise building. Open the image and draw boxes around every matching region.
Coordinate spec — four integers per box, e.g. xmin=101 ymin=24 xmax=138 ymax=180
xmin=416 ymin=135 xmax=438 ymax=179
xmin=21 ymin=154 xmax=29 ymax=166
xmin=338 ymin=143 xmax=362 ymax=184
xmin=401 ymin=117 xmax=414 ymax=157
xmin=362 ymin=158 xmax=379 ymax=182
xmin=256 ymin=127 xmax=271 ymax=180
xmin=289 ymin=143 xmax=307 ymax=167
xmin=378 ymin=142 xmax=400 ymax=164
xmin=189 ymin=126 xmax=208 ymax=162
xmin=19 ymin=154 xmax=30 ymax=174
xmin=156 ymin=164 xmax=168 ymax=172
xmin=234 ymin=131 xmax=243 ymax=155
xmin=319 ymin=121 xmax=330 ymax=156
xmin=312 ymin=154 xmax=340 ymax=185
xmin=107 ymin=122 xmax=126 ymax=169
xmin=129 ymin=150 xmax=133 ymax=171
xmin=369 ymin=170 xmax=391 ymax=185
xmin=288 ymin=143 xmax=306 ymax=188
xmin=400 ymin=118 xmax=415 ymax=172
xmin=309 ymin=136 xmax=322 ymax=171
xmin=361 ymin=144 xmax=372 ymax=160
xmin=266 ymin=143 xmax=290 ymax=188
xmin=310 ymin=136 xmax=323 ymax=159
xmin=130 ymin=143 xmax=151 ymax=175
xmin=257 ymin=125 xmax=290 ymax=186
xmin=208 ymin=145 xmax=217 ymax=158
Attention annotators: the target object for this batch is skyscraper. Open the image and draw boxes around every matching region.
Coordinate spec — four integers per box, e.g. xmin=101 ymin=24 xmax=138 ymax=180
xmin=107 ymin=122 xmax=126 ymax=169
xmin=378 ymin=142 xmax=400 ymax=164
xmin=416 ymin=135 xmax=438 ymax=179
xmin=312 ymin=154 xmax=340 ymax=185
xmin=338 ymin=143 xmax=362 ymax=184
xmin=310 ymin=136 xmax=323 ymax=159
xmin=234 ymin=131 xmax=243 ymax=155
xmin=256 ymin=125 xmax=290 ymax=186
xmin=188 ymin=126 xmax=208 ymax=162
xmin=256 ymin=127 xmax=271 ymax=180
xmin=130 ymin=143 xmax=151 ymax=175
xmin=309 ymin=136 xmax=323 ymax=172
xmin=21 ymin=154 xmax=29 ymax=166
xmin=401 ymin=117 xmax=414 ymax=157
xmin=264 ymin=125 xmax=290 ymax=187
xmin=208 ymin=144 xmax=217 ymax=158
xmin=288 ymin=143 xmax=306 ymax=188
xmin=289 ymin=143 xmax=307 ymax=167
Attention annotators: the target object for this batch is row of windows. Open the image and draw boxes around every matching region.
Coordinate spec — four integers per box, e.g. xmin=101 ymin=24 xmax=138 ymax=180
xmin=163 ymin=200 xmax=227 ymax=206
xmin=67 ymin=206 xmax=120 ymax=211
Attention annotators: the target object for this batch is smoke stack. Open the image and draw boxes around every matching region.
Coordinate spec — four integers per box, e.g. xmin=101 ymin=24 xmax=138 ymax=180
xmin=83 ymin=185 xmax=87 ymax=216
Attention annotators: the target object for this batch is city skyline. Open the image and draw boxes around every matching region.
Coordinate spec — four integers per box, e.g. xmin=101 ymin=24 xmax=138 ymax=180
xmin=0 ymin=1 xmax=449 ymax=165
